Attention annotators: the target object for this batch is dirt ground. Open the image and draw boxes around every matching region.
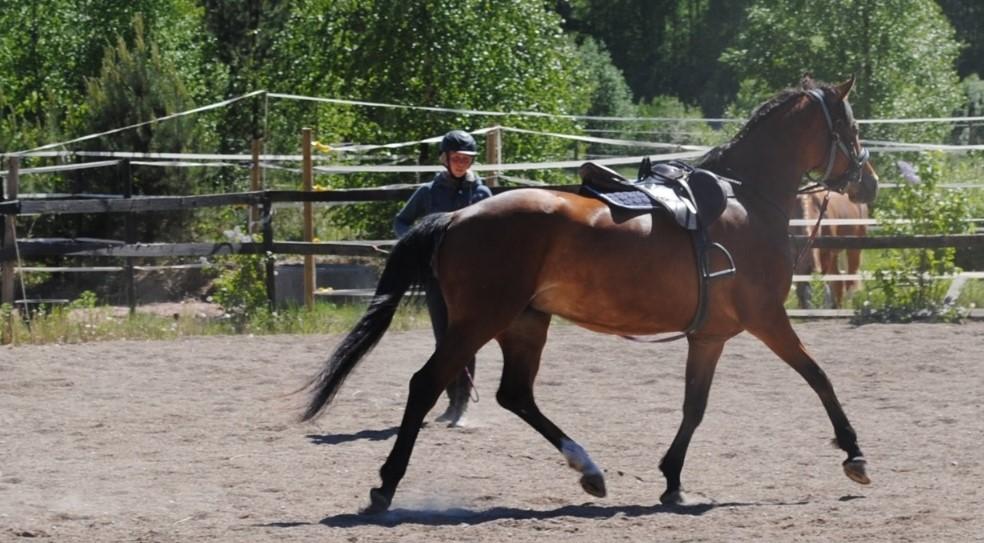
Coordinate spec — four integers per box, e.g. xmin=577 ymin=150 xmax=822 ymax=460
xmin=2 ymin=320 xmax=983 ymax=542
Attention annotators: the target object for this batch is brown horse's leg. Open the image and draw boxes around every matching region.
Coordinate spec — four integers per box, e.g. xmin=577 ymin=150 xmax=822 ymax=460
xmin=494 ymin=309 xmax=607 ymax=498
xmin=365 ymin=324 xmax=492 ymax=514
xmin=824 ymin=250 xmax=844 ymax=308
xmin=844 ymin=248 xmax=862 ymax=304
xmin=658 ymin=336 xmax=725 ymax=505
xmin=746 ymin=315 xmax=870 ymax=486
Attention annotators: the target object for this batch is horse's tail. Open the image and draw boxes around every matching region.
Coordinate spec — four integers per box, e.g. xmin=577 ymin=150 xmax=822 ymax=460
xmin=300 ymin=212 xmax=452 ymax=422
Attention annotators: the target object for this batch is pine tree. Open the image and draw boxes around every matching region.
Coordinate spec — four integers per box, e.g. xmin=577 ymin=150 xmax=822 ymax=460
xmin=76 ymin=14 xmax=204 ymax=242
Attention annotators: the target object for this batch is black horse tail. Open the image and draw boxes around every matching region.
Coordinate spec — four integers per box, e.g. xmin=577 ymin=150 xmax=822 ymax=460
xmin=300 ymin=212 xmax=452 ymax=422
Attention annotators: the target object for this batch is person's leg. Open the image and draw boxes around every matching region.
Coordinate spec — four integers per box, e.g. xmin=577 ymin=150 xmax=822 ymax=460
xmin=425 ymin=279 xmax=472 ymax=425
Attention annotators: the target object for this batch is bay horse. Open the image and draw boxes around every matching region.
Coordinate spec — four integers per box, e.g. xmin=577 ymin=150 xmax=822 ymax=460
xmin=794 ymin=190 xmax=871 ymax=308
xmin=301 ymin=76 xmax=878 ymax=513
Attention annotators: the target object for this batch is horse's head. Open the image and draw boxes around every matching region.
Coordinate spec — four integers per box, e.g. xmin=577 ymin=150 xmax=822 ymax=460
xmin=801 ymin=75 xmax=878 ymax=204
xmin=700 ymin=76 xmax=879 ymax=206
xmin=849 ymin=160 xmax=879 ymax=204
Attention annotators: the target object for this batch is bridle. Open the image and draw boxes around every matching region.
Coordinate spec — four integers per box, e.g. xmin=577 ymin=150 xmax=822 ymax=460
xmin=801 ymin=88 xmax=869 ymax=194
xmin=794 ymin=88 xmax=870 ymax=271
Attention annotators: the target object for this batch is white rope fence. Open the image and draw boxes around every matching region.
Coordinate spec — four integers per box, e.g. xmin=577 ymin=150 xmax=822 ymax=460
xmin=5 ymin=89 xmax=984 ymax=160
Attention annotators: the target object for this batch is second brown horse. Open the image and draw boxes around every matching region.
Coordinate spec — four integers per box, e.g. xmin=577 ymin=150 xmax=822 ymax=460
xmin=795 ymin=190 xmax=871 ymax=308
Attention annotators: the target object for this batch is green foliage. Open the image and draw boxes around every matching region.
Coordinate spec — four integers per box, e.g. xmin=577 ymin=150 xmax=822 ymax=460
xmin=211 ymin=255 xmax=268 ymax=328
xmin=636 ymin=95 xmax=725 ymax=147
xmin=953 ymin=75 xmax=984 ymax=145
xmin=854 ymin=153 xmax=973 ymax=323
xmin=210 ymin=228 xmax=271 ymax=331
xmin=937 ymin=0 xmax=984 ymax=78
xmin=1 ymin=297 xmax=430 ymax=345
xmin=579 ymin=38 xmax=636 ymax=118
xmin=291 ymin=0 xmax=595 ymax=235
xmin=721 ymin=0 xmax=964 ymax=143
xmin=0 ymin=0 xmax=201 ymax=151
xmin=65 ymin=15 xmax=208 ymax=242
xmin=201 ymin=0 xmax=291 ymax=157
xmin=68 ymin=290 xmax=99 ymax=310
xmin=563 ymin=0 xmax=751 ymax=116
xmin=575 ymin=37 xmax=638 ymax=158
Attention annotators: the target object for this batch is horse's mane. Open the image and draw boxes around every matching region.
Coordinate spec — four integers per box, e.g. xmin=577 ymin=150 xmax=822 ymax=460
xmin=698 ymin=77 xmax=833 ymax=171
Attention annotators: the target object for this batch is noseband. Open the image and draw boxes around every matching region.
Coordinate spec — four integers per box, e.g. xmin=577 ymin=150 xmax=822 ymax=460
xmin=803 ymin=88 xmax=869 ymax=192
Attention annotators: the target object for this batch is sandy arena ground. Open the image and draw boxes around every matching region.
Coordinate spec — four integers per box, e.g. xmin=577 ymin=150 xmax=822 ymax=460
xmin=2 ymin=320 xmax=983 ymax=542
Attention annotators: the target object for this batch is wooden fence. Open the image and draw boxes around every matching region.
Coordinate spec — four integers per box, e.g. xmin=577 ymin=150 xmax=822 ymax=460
xmin=3 ymin=153 xmax=984 ymax=324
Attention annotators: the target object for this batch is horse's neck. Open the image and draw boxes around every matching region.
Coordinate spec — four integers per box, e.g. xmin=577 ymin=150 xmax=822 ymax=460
xmin=712 ymin=140 xmax=804 ymax=221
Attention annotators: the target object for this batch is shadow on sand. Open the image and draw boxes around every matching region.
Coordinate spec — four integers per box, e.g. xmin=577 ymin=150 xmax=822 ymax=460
xmin=305 ymin=427 xmax=399 ymax=446
xmin=264 ymin=499 xmax=810 ymax=529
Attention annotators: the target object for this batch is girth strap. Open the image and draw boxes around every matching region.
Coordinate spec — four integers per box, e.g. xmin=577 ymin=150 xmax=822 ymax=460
xmin=621 ymin=222 xmax=736 ymax=344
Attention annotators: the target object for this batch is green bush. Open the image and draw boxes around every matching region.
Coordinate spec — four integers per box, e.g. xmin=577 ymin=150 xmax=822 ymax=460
xmin=210 ymin=227 xmax=271 ymax=330
xmin=854 ymin=153 xmax=972 ymax=323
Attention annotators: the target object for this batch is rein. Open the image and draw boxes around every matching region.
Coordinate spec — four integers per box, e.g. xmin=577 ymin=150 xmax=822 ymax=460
xmin=794 ymin=191 xmax=831 ymax=272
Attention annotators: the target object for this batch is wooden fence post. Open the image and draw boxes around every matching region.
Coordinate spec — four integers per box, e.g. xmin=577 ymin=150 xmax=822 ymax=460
xmin=485 ymin=126 xmax=501 ymax=187
xmin=262 ymin=195 xmax=276 ymax=308
xmin=2 ymin=156 xmax=18 ymax=343
xmin=302 ymin=128 xmax=315 ymax=310
xmin=121 ymin=160 xmax=136 ymax=315
xmin=250 ymin=138 xmax=263 ymax=235
xmin=2 ymin=157 xmax=18 ymax=305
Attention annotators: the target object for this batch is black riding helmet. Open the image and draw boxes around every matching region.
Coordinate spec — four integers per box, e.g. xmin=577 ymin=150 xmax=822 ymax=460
xmin=439 ymin=130 xmax=478 ymax=156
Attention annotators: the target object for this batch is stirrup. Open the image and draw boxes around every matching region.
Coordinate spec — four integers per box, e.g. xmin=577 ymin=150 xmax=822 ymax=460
xmin=704 ymin=242 xmax=737 ymax=280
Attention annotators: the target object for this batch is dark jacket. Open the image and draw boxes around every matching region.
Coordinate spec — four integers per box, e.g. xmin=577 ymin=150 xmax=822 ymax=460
xmin=393 ymin=170 xmax=492 ymax=237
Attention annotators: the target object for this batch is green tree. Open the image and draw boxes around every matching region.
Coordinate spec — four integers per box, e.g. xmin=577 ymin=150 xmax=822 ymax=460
xmin=558 ymin=0 xmax=751 ymax=116
xmin=937 ymin=0 xmax=984 ymax=78
xmin=0 ymin=0 xmax=204 ymax=151
xmin=721 ymin=0 xmax=963 ymax=143
xmin=200 ymin=0 xmax=291 ymax=149
xmin=296 ymin=0 xmax=594 ymax=237
xmin=73 ymin=15 xmax=206 ymax=241
xmin=575 ymin=37 xmax=638 ymax=158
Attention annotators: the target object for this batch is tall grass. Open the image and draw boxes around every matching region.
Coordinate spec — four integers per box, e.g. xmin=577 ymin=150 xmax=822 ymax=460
xmin=1 ymin=300 xmax=431 ymax=346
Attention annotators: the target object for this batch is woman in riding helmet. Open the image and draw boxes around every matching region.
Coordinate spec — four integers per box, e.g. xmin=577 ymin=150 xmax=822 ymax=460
xmin=394 ymin=130 xmax=492 ymax=426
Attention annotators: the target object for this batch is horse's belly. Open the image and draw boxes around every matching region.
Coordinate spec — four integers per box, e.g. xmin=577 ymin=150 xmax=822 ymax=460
xmin=529 ymin=226 xmax=698 ymax=336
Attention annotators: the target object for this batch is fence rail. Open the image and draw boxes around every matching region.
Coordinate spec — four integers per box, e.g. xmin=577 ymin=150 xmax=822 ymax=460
xmin=3 ymin=153 xmax=984 ymax=337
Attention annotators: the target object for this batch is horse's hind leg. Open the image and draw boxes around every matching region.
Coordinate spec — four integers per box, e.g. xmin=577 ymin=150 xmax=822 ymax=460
xmin=659 ymin=336 xmax=725 ymax=505
xmin=746 ymin=314 xmax=870 ymax=486
xmin=365 ymin=323 xmax=492 ymax=514
xmin=495 ymin=309 xmax=607 ymax=499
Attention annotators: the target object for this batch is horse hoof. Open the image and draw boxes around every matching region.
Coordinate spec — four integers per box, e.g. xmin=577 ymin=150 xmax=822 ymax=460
xmin=360 ymin=488 xmax=391 ymax=515
xmin=660 ymin=489 xmax=712 ymax=507
xmin=435 ymin=405 xmax=466 ymax=425
xmin=843 ymin=457 xmax=871 ymax=485
xmin=580 ymin=472 xmax=607 ymax=498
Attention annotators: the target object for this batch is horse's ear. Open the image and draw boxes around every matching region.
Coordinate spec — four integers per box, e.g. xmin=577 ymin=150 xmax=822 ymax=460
xmin=834 ymin=75 xmax=856 ymax=101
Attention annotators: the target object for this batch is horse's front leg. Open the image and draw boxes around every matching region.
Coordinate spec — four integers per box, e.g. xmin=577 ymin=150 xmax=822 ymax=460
xmin=747 ymin=314 xmax=870 ymax=486
xmin=495 ymin=309 xmax=607 ymax=499
xmin=659 ymin=336 xmax=726 ymax=505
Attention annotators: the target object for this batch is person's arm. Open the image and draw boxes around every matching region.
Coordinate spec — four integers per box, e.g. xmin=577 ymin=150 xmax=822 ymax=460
xmin=476 ymin=184 xmax=493 ymax=201
xmin=394 ymin=185 xmax=429 ymax=237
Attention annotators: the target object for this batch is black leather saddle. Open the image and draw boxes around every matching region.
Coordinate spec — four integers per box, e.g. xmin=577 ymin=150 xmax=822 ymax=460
xmin=577 ymin=158 xmax=739 ymax=342
xmin=578 ymin=158 xmax=736 ymax=230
